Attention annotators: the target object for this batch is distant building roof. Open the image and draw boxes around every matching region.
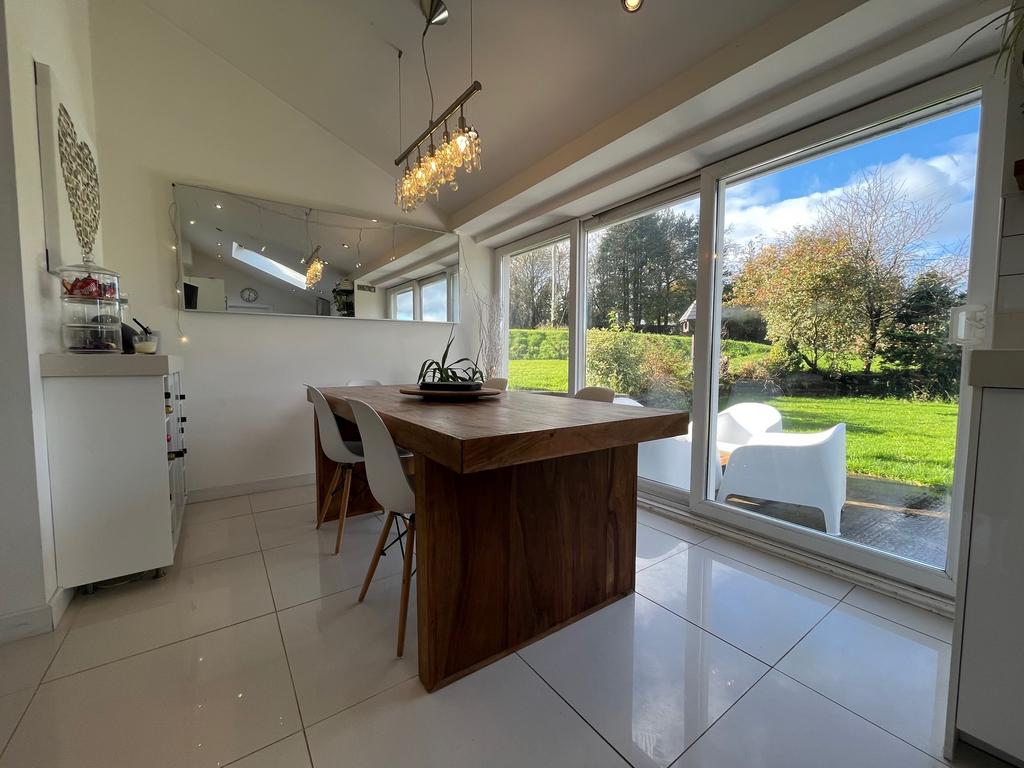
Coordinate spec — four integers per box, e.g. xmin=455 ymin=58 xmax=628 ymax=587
xmin=680 ymin=301 xmax=698 ymax=322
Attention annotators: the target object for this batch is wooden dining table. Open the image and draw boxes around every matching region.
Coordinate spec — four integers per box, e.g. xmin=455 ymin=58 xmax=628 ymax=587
xmin=310 ymin=385 xmax=689 ymax=691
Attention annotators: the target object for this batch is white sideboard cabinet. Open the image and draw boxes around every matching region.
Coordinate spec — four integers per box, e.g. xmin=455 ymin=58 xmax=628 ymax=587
xmin=40 ymin=354 xmax=188 ymax=588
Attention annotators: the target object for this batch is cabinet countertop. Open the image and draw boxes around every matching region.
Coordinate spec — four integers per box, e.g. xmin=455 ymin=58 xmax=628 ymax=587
xmin=969 ymin=349 xmax=1024 ymax=389
xmin=40 ymin=353 xmax=183 ymax=377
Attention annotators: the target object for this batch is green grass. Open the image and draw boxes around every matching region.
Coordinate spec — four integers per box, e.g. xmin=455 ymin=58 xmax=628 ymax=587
xmin=508 ymin=359 xmax=958 ymax=487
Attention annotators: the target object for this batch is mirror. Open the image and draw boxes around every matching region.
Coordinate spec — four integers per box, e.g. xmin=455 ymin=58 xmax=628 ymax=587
xmin=173 ymin=183 xmax=460 ymax=322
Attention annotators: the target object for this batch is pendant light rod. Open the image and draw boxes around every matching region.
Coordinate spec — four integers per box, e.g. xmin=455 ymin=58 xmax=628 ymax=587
xmin=394 ymin=80 xmax=481 ymax=167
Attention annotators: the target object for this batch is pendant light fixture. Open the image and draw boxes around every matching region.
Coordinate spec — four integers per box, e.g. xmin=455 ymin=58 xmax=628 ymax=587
xmin=394 ymin=0 xmax=482 ymax=212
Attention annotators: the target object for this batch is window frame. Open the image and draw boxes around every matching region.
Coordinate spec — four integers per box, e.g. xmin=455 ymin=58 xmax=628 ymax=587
xmin=386 ymin=262 xmax=460 ymax=322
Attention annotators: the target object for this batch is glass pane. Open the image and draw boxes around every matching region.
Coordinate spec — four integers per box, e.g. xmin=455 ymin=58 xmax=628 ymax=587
xmin=711 ymin=102 xmax=980 ymax=569
xmin=394 ymin=289 xmax=414 ymax=321
xmin=585 ymin=196 xmax=699 ymax=491
xmin=421 ymin=278 xmax=448 ymax=322
xmin=507 ymin=239 xmax=571 ymax=391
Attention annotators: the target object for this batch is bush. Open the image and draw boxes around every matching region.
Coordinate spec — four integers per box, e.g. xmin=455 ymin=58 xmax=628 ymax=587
xmin=508 ymin=328 xmax=569 ymax=360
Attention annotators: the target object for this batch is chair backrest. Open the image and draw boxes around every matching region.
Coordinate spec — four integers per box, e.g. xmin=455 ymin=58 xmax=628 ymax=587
xmin=306 ymin=385 xmax=362 ymax=465
xmin=347 ymin=378 xmax=382 ymax=386
xmin=348 ymin=399 xmax=415 ymax=515
xmin=718 ymin=402 xmax=783 ymax=444
xmin=575 ymin=386 xmax=614 ymax=403
xmin=483 ymin=377 xmax=508 ymax=391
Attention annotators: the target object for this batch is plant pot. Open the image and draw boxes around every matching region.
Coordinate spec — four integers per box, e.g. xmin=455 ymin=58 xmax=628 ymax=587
xmin=419 ymin=381 xmax=483 ymax=392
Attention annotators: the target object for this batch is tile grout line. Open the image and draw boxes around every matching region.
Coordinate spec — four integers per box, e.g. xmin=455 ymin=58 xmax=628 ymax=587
xmin=217 ymin=729 xmax=305 ymax=768
xmin=300 ymin=672 xmax=420 ymax=732
xmin=515 ymin=651 xmax=637 ymax=767
xmin=774 ymin=668 xmax=951 ymax=765
xmin=839 ymin=594 xmax=952 ymax=645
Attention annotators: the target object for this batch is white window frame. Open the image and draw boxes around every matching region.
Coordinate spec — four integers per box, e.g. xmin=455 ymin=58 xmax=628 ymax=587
xmin=496 ymin=221 xmax=580 ymax=393
xmin=689 ymin=60 xmax=1003 ymax=598
xmin=387 ymin=283 xmax=417 ymax=321
xmin=386 ymin=263 xmax=460 ymax=322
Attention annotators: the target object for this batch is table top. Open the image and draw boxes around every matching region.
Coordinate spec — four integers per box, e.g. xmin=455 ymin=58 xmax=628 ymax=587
xmin=311 ymin=385 xmax=689 ymax=473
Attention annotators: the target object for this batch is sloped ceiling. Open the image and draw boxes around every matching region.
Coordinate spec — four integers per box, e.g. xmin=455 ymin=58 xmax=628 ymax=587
xmin=140 ymin=0 xmax=802 ymax=213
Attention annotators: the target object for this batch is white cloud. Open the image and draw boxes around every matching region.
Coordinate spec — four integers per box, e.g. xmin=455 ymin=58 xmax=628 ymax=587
xmin=723 ymin=137 xmax=979 ymax=263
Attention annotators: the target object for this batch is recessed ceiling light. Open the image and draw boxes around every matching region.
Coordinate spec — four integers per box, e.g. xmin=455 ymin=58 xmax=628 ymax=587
xmin=217 ymin=242 xmax=221 ymax=247
xmin=260 ymin=245 xmax=266 ymax=252
xmin=622 ymin=0 xmax=642 ymax=11
xmin=342 ymin=243 xmax=350 ymax=248
xmin=355 ymin=262 xmax=361 ymax=268
xmin=371 ymin=219 xmax=378 ymax=223
xmin=217 ymin=254 xmax=222 ymax=258
xmin=215 ymin=203 xmax=222 ymax=209
xmin=189 ymin=219 xmax=196 ymax=225
xmin=171 ymin=245 xmax=177 ymax=251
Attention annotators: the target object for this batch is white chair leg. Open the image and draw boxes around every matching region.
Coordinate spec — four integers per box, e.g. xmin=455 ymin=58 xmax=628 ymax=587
xmin=823 ymin=504 xmax=842 ymax=536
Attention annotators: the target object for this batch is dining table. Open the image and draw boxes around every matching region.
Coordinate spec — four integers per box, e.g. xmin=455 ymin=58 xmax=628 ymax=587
xmin=309 ymin=385 xmax=689 ymax=691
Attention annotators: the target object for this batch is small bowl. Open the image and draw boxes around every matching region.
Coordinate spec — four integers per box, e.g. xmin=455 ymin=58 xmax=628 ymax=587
xmin=133 ymin=334 xmax=158 ymax=354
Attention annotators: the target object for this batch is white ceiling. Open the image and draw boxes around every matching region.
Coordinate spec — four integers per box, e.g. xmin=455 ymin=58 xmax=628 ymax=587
xmin=141 ymin=0 xmax=800 ymax=213
xmin=142 ymin=0 xmax=1005 ymax=246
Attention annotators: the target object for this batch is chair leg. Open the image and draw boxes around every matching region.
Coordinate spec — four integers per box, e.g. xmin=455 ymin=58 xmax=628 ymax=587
xmin=397 ymin=513 xmax=416 ymax=658
xmin=358 ymin=511 xmax=394 ymax=603
xmin=316 ymin=465 xmax=342 ymax=529
xmin=333 ymin=467 xmax=354 ymax=555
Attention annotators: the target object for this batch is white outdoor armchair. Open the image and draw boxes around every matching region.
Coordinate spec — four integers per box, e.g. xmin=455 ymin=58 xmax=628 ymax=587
xmin=717 ymin=423 xmax=847 ymax=535
xmin=716 ymin=402 xmax=783 ymax=452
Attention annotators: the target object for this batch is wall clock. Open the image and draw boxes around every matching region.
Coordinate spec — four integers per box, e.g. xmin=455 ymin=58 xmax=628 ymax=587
xmin=240 ymin=287 xmax=259 ymax=303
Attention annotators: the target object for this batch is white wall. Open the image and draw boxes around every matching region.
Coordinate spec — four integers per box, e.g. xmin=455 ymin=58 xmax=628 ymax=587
xmin=1 ymin=0 xmax=96 ymax=636
xmin=88 ymin=0 xmax=490 ymax=493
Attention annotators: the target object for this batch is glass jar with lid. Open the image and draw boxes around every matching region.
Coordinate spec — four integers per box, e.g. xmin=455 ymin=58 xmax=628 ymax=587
xmin=59 ymin=255 xmax=122 ymax=353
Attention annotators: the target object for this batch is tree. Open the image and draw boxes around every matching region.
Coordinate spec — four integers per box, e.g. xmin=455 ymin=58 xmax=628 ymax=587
xmin=508 ymin=240 xmax=570 ymax=329
xmin=883 ymin=268 xmax=964 ymax=398
xmin=587 ymin=209 xmax=698 ymax=332
xmin=730 ymin=229 xmax=859 ymax=374
xmin=817 ymin=168 xmax=948 ymax=372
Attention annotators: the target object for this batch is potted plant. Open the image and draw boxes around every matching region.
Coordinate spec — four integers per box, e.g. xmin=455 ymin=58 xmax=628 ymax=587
xmin=417 ymin=328 xmax=485 ymax=391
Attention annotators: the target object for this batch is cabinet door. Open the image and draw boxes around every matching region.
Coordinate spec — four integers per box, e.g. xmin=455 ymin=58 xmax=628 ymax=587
xmin=957 ymin=388 xmax=1024 ymax=760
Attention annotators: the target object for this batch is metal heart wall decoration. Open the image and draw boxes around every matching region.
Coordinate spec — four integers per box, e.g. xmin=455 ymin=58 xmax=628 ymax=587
xmin=57 ymin=103 xmax=100 ymax=257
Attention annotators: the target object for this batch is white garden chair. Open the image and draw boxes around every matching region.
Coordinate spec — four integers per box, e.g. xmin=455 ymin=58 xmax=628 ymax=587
xmin=614 ymin=397 xmax=722 ymax=493
xmin=716 ymin=402 xmax=783 ymax=453
xmin=717 ymin=423 xmax=847 ymax=535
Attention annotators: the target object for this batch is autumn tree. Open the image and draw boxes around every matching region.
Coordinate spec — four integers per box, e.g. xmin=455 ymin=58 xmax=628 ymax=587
xmin=817 ymin=168 xmax=948 ymax=372
xmin=730 ymin=229 xmax=859 ymax=373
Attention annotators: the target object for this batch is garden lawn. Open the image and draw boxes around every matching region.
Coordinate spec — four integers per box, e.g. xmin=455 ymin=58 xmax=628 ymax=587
xmin=757 ymin=395 xmax=958 ymax=488
xmin=509 ymin=359 xmax=958 ymax=487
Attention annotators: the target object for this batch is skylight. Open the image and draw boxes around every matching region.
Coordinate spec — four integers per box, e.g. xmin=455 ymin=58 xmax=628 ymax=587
xmin=230 ymin=242 xmax=306 ymax=289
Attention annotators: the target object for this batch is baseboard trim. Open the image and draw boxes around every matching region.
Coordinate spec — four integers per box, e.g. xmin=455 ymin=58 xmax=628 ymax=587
xmin=0 ymin=603 xmax=53 ymax=644
xmin=638 ymin=492 xmax=955 ymax=618
xmin=188 ymin=473 xmax=316 ymax=504
xmin=49 ymin=587 xmax=74 ymax=629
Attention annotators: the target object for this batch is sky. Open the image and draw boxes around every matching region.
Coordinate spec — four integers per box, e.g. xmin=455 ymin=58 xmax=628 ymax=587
xmin=721 ymin=104 xmax=981 ymax=265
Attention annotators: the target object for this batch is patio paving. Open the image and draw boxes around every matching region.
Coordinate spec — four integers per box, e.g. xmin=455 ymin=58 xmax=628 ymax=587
xmin=726 ymin=475 xmax=950 ymax=569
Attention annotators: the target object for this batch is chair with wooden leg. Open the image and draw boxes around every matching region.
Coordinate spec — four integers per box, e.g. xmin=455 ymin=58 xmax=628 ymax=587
xmin=306 ymin=385 xmax=366 ymax=555
xmin=347 ymin=398 xmax=418 ymax=658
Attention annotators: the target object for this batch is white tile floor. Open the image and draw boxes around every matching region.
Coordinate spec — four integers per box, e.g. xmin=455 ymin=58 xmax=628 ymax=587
xmin=0 ymin=488 xmax=1006 ymax=767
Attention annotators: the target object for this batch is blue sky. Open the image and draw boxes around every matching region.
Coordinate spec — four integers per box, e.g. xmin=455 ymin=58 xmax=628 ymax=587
xmin=720 ymin=103 xmax=982 ymax=264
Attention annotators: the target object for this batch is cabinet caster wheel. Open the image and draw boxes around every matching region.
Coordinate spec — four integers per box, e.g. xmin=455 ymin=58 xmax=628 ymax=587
xmin=81 ymin=583 xmax=96 ymax=596
xmin=152 ymin=568 xmax=166 ymax=580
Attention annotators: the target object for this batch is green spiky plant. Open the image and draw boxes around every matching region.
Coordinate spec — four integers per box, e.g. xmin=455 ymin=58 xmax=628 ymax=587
xmin=959 ymin=3 xmax=1024 ymax=80
xmin=417 ymin=327 xmax=485 ymax=385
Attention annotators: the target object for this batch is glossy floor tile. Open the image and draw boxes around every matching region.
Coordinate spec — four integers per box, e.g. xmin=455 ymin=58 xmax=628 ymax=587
xmin=185 ymin=494 xmax=252 ymax=524
xmin=261 ymin=514 xmax=403 ymax=609
xmin=1 ymin=615 xmax=300 ymax=768
xmin=0 ymin=630 xmax=65 ymax=699
xmin=46 ymin=552 xmax=274 ymax=680
xmin=0 ymin=690 xmax=32 ymax=753
xmin=777 ymin=603 xmax=950 ymax=759
xmin=697 ymin=535 xmax=853 ymax=599
xmin=842 ymin=586 xmax=953 ymax=643
xmin=637 ymin=508 xmax=711 ymax=544
xmin=636 ymin=523 xmax=690 ymax=571
xmin=305 ymin=654 xmax=629 ymax=768
xmin=180 ymin=514 xmax=261 ymax=567
xmin=250 ymin=485 xmax=317 ymax=514
xmin=636 ymin=546 xmax=837 ymax=664
xmin=278 ymin=574 xmax=417 ymax=726
xmin=674 ymin=670 xmax=944 ymax=767
xmin=520 ymin=594 xmax=767 ymax=768
xmin=254 ymin=502 xmax=324 ymax=551
xmin=229 ymin=733 xmax=310 ymax=768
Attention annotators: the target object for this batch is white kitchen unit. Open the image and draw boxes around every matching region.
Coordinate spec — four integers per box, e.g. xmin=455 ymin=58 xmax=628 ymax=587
xmin=946 ymin=350 xmax=1024 ymax=766
xmin=40 ymin=353 xmax=187 ymax=588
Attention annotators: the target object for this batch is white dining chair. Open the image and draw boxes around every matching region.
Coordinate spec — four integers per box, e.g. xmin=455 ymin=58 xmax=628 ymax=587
xmin=306 ymin=385 xmax=365 ymax=555
xmin=348 ymin=398 xmax=418 ymax=657
xmin=347 ymin=378 xmax=382 ymax=386
xmin=483 ymin=377 xmax=508 ymax=391
xmin=575 ymin=386 xmax=615 ymax=403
